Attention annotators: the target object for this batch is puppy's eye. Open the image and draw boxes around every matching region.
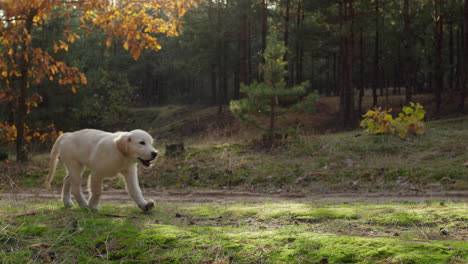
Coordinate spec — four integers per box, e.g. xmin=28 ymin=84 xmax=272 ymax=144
xmin=139 ymin=141 xmax=146 ymax=145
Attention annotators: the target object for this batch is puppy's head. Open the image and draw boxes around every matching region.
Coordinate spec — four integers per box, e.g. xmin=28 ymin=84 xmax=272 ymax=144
xmin=115 ymin=130 xmax=158 ymax=167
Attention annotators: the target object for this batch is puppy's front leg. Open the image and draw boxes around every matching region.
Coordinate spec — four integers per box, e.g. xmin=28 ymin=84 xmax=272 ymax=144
xmin=123 ymin=165 xmax=154 ymax=211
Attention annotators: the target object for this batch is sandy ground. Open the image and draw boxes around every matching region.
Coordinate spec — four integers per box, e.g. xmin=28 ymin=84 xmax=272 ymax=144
xmin=1 ymin=188 xmax=467 ymax=205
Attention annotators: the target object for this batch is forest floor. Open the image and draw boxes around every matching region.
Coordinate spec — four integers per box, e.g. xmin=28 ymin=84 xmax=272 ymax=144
xmin=0 ymin=190 xmax=467 ymax=263
xmin=0 ymin=96 xmax=467 ymax=263
xmin=1 ymin=187 xmax=467 ymax=205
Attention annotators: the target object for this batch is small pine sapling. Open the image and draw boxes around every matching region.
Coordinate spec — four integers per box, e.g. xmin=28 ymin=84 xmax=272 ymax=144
xmin=230 ymin=29 xmax=315 ymax=139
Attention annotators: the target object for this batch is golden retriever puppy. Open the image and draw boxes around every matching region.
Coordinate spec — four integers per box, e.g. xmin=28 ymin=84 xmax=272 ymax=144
xmin=46 ymin=129 xmax=158 ymax=211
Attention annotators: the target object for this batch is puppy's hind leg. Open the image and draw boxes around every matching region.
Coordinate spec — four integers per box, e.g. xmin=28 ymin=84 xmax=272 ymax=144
xmin=66 ymin=162 xmax=88 ymax=208
xmin=62 ymin=171 xmax=74 ymax=207
xmin=87 ymin=174 xmax=104 ymax=210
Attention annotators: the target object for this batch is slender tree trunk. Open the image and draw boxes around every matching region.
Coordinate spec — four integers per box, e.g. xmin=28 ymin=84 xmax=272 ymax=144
xmin=221 ymin=40 xmax=228 ymax=113
xmin=260 ymin=0 xmax=268 ymax=81
xmin=372 ymin=0 xmax=379 ymax=107
xmin=338 ymin=1 xmax=345 ymax=112
xmin=295 ymin=0 xmax=304 ymax=84
xmin=247 ymin=13 xmax=252 ymax=85
xmin=449 ymin=21 xmax=454 ymax=92
xmin=359 ymin=27 xmax=364 ymax=116
xmin=237 ymin=0 xmax=248 ymax=100
xmin=434 ymin=0 xmax=444 ymax=115
xmin=460 ymin=0 xmax=468 ymax=114
xmin=456 ymin=11 xmax=462 ymax=96
xmin=16 ymin=8 xmax=38 ymax=162
xmin=333 ymin=52 xmax=338 ymax=96
xmin=340 ymin=0 xmax=355 ymax=128
xmin=268 ymin=98 xmax=276 ymax=138
xmin=403 ymin=0 xmax=413 ymax=104
xmin=211 ymin=64 xmax=217 ymax=105
xmin=216 ymin=1 xmax=224 ymax=114
xmin=345 ymin=0 xmax=355 ymax=128
xmin=284 ymin=0 xmax=291 ymax=86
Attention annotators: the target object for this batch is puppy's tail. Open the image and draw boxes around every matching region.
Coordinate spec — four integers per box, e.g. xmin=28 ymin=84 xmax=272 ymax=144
xmin=46 ymin=133 xmax=67 ymax=189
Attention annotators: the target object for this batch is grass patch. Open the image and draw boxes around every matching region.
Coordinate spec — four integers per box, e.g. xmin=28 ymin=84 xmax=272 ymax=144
xmin=3 ymin=117 xmax=467 ymax=192
xmin=0 ymin=200 xmax=466 ymax=263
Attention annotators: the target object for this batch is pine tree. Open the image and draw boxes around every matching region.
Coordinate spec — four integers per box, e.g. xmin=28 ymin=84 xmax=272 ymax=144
xmin=230 ymin=29 xmax=314 ymax=139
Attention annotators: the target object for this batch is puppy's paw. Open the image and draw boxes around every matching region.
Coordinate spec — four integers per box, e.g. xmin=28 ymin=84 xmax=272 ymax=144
xmin=88 ymin=204 xmax=100 ymax=211
xmin=139 ymin=199 xmax=155 ymax=212
xmin=63 ymin=200 xmax=74 ymax=208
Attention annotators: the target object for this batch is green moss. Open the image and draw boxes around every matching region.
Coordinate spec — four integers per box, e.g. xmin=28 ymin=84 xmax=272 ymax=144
xmin=0 ymin=200 xmax=467 ymax=264
xmin=17 ymin=224 xmax=49 ymax=236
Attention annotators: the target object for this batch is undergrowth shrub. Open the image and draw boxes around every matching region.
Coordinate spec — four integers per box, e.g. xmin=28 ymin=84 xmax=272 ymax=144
xmin=360 ymin=102 xmax=426 ymax=139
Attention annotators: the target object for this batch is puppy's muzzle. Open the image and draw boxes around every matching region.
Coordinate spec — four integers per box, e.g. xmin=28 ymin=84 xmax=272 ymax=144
xmin=138 ymin=151 xmax=158 ymax=167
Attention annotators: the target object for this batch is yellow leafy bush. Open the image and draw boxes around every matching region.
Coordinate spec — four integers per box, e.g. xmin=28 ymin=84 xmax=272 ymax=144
xmin=360 ymin=103 xmax=426 ymax=139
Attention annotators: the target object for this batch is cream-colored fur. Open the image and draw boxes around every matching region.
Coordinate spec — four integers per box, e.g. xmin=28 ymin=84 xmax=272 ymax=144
xmin=46 ymin=129 xmax=158 ymax=211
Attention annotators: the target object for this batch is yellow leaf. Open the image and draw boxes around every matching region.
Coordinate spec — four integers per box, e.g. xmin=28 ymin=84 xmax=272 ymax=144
xmin=123 ymin=41 xmax=129 ymax=50
xmin=131 ymin=48 xmax=141 ymax=60
xmin=80 ymin=74 xmax=87 ymax=85
xmin=106 ymin=38 xmax=112 ymax=47
xmin=33 ymin=15 xmax=41 ymax=23
xmin=71 ymin=86 xmax=77 ymax=94
xmin=1 ymin=71 xmax=7 ymax=78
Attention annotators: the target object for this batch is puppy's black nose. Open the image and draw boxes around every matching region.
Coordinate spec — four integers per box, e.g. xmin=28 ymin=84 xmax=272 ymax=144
xmin=151 ymin=151 xmax=158 ymax=159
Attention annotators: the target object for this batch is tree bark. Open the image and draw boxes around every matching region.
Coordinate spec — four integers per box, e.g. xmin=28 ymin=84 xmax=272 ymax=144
xmin=434 ymin=0 xmax=444 ymax=115
xmin=238 ymin=0 xmax=248 ymax=99
xmin=403 ymin=0 xmax=413 ymax=104
xmin=359 ymin=27 xmax=364 ymax=115
xmin=260 ymin=0 xmax=268 ymax=81
xmin=340 ymin=0 xmax=355 ymax=128
xmin=449 ymin=20 xmax=454 ymax=92
xmin=344 ymin=0 xmax=355 ymax=128
xmin=295 ymin=0 xmax=304 ymax=85
xmin=372 ymin=0 xmax=379 ymax=107
xmin=211 ymin=64 xmax=217 ymax=105
xmin=284 ymin=0 xmax=291 ymax=86
xmin=16 ymin=8 xmax=38 ymax=162
xmin=460 ymin=0 xmax=468 ymax=114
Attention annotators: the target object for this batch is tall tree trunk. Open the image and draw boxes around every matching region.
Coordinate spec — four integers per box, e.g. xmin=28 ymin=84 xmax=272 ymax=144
xmin=211 ymin=64 xmax=217 ymax=105
xmin=338 ymin=1 xmax=345 ymax=112
xmin=284 ymin=0 xmax=291 ymax=86
xmin=345 ymin=0 xmax=355 ymax=128
xmin=456 ymin=10 xmax=462 ymax=97
xmin=372 ymin=0 xmax=379 ymax=107
xmin=449 ymin=21 xmax=454 ymax=92
xmin=403 ymin=0 xmax=413 ymax=104
xmin=434 ymin=0 xmax=444 ymax=115
xmin=16 ymin=8 xmax=38 ymax=162
xmin=333 ymin=52 xmax=338 ymax=96
xmin=221 ymin=40 xmax=228 ymax=113
xmin=340 ymin=0 xmax=355 ymax=128
xmin=237 ymin=0 xmax=248 ymax=100
xmin=268 ymin=98 xmax=276 ymax=138
xmin=295 ymin=0 xmax=304 ymax=84
xmin=460 ymin=0 xmax=468 ymax=114
xmin=359 ymin=27 xmax=364 ymax=116
xmin=209 ymin=0 xmax=220 ymax=107
xmin=260 ymin=0 xmax=268 ymax=81
xmin=247 ymin=13 xmax=252 ymax=85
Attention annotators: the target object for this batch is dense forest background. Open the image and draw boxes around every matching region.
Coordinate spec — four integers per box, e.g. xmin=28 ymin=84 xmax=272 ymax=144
xmin=1 ymin=0 xmax=467 ymax=139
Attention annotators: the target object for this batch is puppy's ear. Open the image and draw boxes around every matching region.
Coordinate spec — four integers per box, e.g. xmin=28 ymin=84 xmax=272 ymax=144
xmin=115 ymin=133 xmax=129 ymax=156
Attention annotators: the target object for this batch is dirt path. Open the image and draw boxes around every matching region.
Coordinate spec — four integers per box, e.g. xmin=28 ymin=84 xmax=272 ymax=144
xmin=1 ymin=188 xmax=467 ymax=204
